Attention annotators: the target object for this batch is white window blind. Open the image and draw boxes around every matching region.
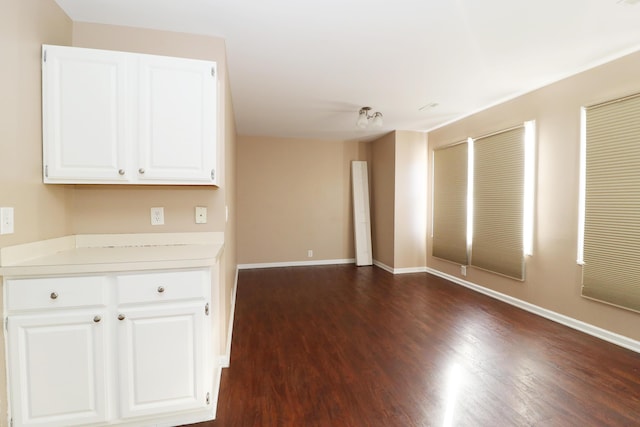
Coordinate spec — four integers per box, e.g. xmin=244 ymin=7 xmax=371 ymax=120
xmin=471 ymin=126 xmax=525 ymax=280
xmin=432 ymin=142 xmax=468 ymax=265
xmin=582 ymin=93 xmax=640 ymax=312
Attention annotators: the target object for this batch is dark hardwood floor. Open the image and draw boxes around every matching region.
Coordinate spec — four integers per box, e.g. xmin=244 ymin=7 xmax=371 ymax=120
xmin=191 ymin=265 xmax=640 ymax=427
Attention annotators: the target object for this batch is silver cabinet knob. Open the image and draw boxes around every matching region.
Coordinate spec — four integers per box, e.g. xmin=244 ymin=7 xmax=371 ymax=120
xmin=118 ymin=314 xmax=126 ymax=321
xmin=157 ymin=286 xmax=165 ymax=293
xmin=138 ymin=168 xmax=145 ymax=174
xmin=118 ymin=169 xmax=125 ymax=175
xmin=93 ymin=315 xmax=101 ymax=323
xmin=50 ymin=292 xmax=58 ymax=300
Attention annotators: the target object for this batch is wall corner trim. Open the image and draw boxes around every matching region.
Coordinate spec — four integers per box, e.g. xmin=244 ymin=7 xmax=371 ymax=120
xmin=219 ymin=265 xmax=238 ymax=368
xmin=425 ymin=267 xmax=640 ymax=354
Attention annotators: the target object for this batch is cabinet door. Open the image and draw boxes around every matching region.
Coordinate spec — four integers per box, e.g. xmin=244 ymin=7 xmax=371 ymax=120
xmin=7 ymin=311 xmax=108 ymax=427
xmin=137 ymin=54 xmax=218 ymax=184
xmin=117 ymin=302 xmax=209 ymax=419
xmin=42 ymin=45 xmax=130 ymax=183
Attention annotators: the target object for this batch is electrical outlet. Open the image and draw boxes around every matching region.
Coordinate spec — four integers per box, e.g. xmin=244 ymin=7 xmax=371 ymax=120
xmin=150 ymin=207 xmax=164 ymax=225
xmin=460 ymin=265 xmax=467 ymax=277
xmin=308 ymin=250 xmax=313 ymax=258
xmin=0 ymin=207 xmax=14 ymax=234
xmin=195 ymin=206 xmax=207 ymax=224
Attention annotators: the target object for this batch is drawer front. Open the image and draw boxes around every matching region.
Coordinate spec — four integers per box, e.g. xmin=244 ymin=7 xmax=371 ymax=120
xmin=5 ymin=276 xmax=108 ymax=312
xmin=116 ymin=269 xmax=207 ymax=304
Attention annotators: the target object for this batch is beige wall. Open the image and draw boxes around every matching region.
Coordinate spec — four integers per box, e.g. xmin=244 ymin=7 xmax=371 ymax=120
xmin=394 ymin=131 xmax=428 ymax=269
xmin=370 ymin=133 xmax=396 ymax=267
xmin=369 ymin=131 xmax=428 ymax=270
xmin=0 ymin=1 xmax=73 ymax=248
xmin=71 ymin=23 xmax=237 ymax=354
xmin=0 ymin=0 xmax=73 ymax=422
xmin=221 ymin=72 xmax=237 ymax=353
xmin=427 ymin=50 xmax=640 ymax=342
xmin=237 ymin=136 xmax=366 ymax=264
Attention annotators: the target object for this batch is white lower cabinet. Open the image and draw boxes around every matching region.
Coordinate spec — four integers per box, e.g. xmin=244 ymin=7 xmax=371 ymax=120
xmin=7 ymin=310 xmax=109 ymax=426
xmin=118 ymin=302 xmax=207 ymax=419
xmin=4 ymin=268 xmax=215 ymax=427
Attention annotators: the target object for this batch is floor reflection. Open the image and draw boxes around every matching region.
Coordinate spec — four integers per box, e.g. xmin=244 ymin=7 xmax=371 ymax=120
xmin=442 ymin=363 xmax=463 ymax=427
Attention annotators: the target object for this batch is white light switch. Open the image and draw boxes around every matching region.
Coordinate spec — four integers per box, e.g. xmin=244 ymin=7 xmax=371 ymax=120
xmin=0 ymin=207 xmax=14 ymax=234
xmin=195 ymin=206 xmax=207 ymax=224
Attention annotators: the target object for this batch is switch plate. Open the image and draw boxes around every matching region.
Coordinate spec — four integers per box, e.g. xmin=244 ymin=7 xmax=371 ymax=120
xmin=195 ymin=206 xmax=207 ymax=224
xmin=150 ymin=207 xmax=164 ymax=225
xmin=0 ymin=207 xmax=14 ymax=234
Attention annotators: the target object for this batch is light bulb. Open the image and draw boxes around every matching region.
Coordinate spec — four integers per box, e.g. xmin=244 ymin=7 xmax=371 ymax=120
xmin=372 ymin=112 xmax=383 ymax=127
xmin=356 ymin=111 xmax=369 ymax=128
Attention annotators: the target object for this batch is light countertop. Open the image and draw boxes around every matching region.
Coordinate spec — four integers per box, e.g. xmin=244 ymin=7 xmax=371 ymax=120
xmin=0 ymin=232 xmax=224 ymax=277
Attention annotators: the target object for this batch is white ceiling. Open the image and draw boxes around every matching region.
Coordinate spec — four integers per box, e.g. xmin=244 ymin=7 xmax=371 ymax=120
xmin=55 ymin=0 xmax=640 ymax=141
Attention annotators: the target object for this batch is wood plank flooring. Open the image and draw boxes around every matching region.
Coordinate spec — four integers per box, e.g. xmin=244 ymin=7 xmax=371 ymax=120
xmin=191 ymin=265 xmax=640 ymax=427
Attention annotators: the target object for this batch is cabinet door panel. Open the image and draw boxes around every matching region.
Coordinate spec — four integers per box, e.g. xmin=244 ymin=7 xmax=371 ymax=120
xmin=118 ymin=302 xmax=207 ymax=419
xmin=42 ymin=45 xmax=129 ymax=182
xmin=8 ymin=311 xmax=108 ymax=426
xmin=137 ymin=55 xmax=217 ymax=183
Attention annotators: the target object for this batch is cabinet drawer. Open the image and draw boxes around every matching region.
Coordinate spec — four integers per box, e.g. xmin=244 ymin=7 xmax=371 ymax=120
xmin=5 ymin=276 xmax=108 ymax=312
xmin=116 ymin=269 xmax=206 ymax=304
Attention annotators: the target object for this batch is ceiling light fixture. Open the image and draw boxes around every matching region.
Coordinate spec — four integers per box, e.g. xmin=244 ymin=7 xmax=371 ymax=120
xmin=356 ymin=107 xmax=383 ymax=129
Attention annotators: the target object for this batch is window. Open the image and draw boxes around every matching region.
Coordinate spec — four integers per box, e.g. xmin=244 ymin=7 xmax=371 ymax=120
xmin=579 ymin=93 xmax=640 ymax=312
xmin=471 ymin=126 xmax=526 ymax=280
xmin=432 ymin=122 xmax=535 ymax=280
xmin=432 ymin=142 xmax=468 ymax=265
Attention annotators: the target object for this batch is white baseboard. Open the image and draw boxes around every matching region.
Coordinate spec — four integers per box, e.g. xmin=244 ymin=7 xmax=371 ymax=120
xmin=238 ymin=258 xmax=355 ymax=270
xmin=425 ymin=267 xmax=640 ymax=354
xmin=373 ymin=260 xmax=427 ymax=275
xmin=219 ymin=266 xmax=239 ymax=368
xmin=372 ymin=260 xmax=394 ymax=273
xmin=394 ymin=266 xmax=428 ymax=274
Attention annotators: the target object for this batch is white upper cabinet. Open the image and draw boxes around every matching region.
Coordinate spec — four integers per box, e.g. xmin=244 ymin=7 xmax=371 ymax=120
xmin=42 ymin=45 xmax=219 ymax=186
xmin=137 ymin=55 xmax=217 ymax=183
xmin=42 ymin=46 xmax=129 ymax=182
